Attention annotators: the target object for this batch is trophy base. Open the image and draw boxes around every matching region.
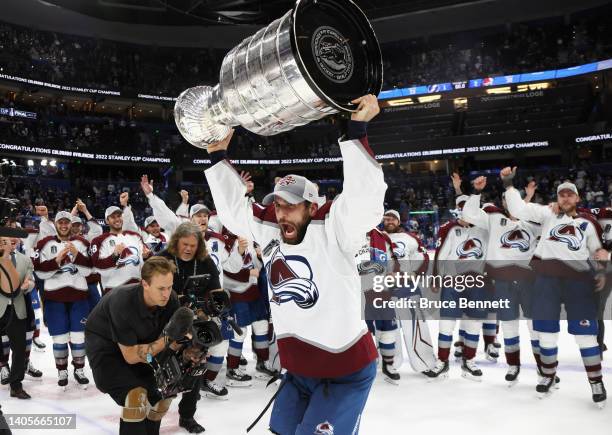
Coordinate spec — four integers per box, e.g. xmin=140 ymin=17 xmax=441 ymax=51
xmin=174 ymin=85 xmax=233 ymax=149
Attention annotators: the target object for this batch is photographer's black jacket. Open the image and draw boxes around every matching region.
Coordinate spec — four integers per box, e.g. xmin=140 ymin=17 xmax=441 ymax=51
xmin=84 ymin=283 xmax=179 ymax=370
xmin=159 ymin=251 xmax=221 ymax=296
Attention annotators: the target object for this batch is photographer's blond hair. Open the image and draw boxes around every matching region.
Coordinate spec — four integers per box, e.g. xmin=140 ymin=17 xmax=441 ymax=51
xmin=141 ymin=256 xmax=176 ymax=284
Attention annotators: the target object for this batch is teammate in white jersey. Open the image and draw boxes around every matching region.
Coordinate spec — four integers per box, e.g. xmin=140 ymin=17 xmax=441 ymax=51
xmin=205 ymin=95 xmax=384 ymax=435
xmin=462 ymin=175 xmax=543 ymax=385
xmin=89 ymin=206 xmax=149 ymax=294
xmin=32 ymin=211 xmax=92 ymax=389
xmin=501 ymin=166 xmax=606 ymax=406
xmin=425 ymin=194 xmax=490 ymax=381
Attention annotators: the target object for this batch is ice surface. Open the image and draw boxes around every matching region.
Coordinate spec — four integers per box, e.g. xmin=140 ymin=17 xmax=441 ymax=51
xmin=2 ymin=321 xmax=611 ymax=434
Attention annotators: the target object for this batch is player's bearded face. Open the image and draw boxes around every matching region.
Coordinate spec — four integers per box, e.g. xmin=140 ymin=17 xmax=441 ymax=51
xmin=383 ymin=216 xmax=400 ymax=233
xmin=274 ymin=198 xmax=315 ymax=245
xmin=107 ymin=213 xmax=123 ymax=231
xmin=558 ymin=191 xmax=579 ymax=213
xmin=56 ymin=219 xmax=71 ymax=238
xmin=147 ymin=222 xmax=161 ymax=237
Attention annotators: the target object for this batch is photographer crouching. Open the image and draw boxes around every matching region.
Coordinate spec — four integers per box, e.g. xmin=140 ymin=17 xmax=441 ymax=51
xmin=84 ymin=257 xmax=183 ymax=435
xmin=158 ymin=222 xmax=230 ymax=434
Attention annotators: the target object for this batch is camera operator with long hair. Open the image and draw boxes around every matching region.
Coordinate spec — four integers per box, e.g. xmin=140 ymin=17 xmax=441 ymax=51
xmin=159 ymin=222 xmax=224 ymax=434
xmin=85 ymin=256 xmax=184 ymax=435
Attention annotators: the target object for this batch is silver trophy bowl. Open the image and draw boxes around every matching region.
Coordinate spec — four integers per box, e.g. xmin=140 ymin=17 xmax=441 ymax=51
xmin=174 ymin=0 xmax=383 ymax=148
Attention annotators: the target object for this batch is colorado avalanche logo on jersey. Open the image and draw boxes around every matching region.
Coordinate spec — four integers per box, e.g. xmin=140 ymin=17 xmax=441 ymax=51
xmin=456 ymin=238 xmax=483 ymax=259
xmin=548 ymin=224 xmax=584 ymax=251
xmin=59 ymin=262 xmax=78 ymax=275
xmin=117 ymin=246 xmax=141 ymax=267
xmin=314 ymin=421 xmax=334 ymax=435
xmin=392 ymin=241 xmax=406 ymax=259
xmin=266 ymin=246 xmax=319 ymax=309
xmin=500 ymin=229 xmax=531 ymax=252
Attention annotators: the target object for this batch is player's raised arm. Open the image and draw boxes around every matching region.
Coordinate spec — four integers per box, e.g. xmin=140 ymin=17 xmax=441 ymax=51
xmin=462 ymin=176 xmax=490 ymax=229
xmin=501 ymin=166 xmax=551 ymax=223
xmin=327 ymin=94 xmax=387 ymax=253
xmin=204 ymin=129 xmax=257 ymax=241
xmin=140 ymin=175 xmax=181 ymax=236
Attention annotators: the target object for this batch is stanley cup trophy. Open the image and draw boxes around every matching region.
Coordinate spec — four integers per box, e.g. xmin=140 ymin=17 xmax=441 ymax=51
xmin=174 ymin=0 xmax=383 ymax=148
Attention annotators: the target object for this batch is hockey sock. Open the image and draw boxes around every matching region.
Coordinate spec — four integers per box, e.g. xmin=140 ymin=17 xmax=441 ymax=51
xmin=538 ymin=332 xmax=559 ymax=379
xmin=575 ymin=335 xmax=602 ymax=383
xmin=52 ymin=333 xmax=70 ymax=370
xmin=438 ymin=319 xmax=456 ymax=361
xmin=228 ymin=329 xmax=246 ymax=370
xmin=206 ymin=340 xmax=229 ymax=381
xmin=1 ymin=335 xmax=9 ymax=366
xmin=252 ymin=320 xmax=270 ymax=363
xmin=69 ymin=332 xmax=86 ymax=369
xmin=527 ymin=320 xmax=542 ymax=369
xmin=501 ymin=320 xmax=520 ymax=366
xmin=457 ymin=321 xmax=466 ymax=347
xmin=25 ymin=329 xmax=33 ymax=362
xmin=378 ymin=329 xmax=396 ymax=366
xmin=463 ymin=319 xmax=483 ymax=360
xmin=482 ymin=313 xmax=497 ymax=348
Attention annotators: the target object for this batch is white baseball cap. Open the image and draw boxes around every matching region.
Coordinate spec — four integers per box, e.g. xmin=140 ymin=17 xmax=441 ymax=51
xmin=384 ymin=210 xmax=401 ymax=221
xmin=262 ymin=175 xmax=325 ymax=206
xmin=189 ymin=204 xmax=211 ymax=218
xmin=144 ymin=216 xmax=157 ymax=227
xmin=105 ymin=206 xmax=122 ymax=220
xmin=71 ymin=216 xmax=83 ymax=225
xmin=557 ymin=182 xmax=578 ymax=195
xmin=54 ymin=211 xmax=73 ymax=223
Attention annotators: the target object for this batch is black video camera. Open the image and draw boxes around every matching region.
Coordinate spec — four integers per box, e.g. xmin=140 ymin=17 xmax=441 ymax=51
xmin=151 ymin=274 xmax=242 ymax=398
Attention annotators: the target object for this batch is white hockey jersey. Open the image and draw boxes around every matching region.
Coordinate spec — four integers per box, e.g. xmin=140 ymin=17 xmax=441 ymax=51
xmin=205 ymin=135 xmax=386 ymax=378
xmin=433 ymin=220 xmax=489 ymax=277
xmin=505 ymin=187 xmax=603 ymax=276
xmin=122 ymin=205 xmax=169 ymax=255
xmin=387 ymin=230 xmax=429 ymax=275
xmin=89 ymin=231 xmax=144 ymax=293
xmin=31 ymin=235 xmax=91 ymax=301
xmin=462 ymin=194 xmax=540 ymax=279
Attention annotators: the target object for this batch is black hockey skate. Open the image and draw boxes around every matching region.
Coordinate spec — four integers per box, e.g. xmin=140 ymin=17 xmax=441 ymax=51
xmin=382 ymin=361 xmax=400 ymax=385
xmin=485 ymin=344 xmax=499 ymax=362
xmin=0 ymin=365 xmax=10 ymax=385
xmin=226 ymin=368 xmax=252 ymax=387
xmin=536 ymin=365 xmax=560 ymax=388
xmin=73 ymin=368 xmax=89 ymax=389
xmin=536 ymin=376 xmax=556 ymax=398
xmin=423 ymin=359 xmax=449 ymax=380
xmin=505 ymin=365 xmax=520 ymax=387
xmin=26 ymin=361 xmax=43 ymax=380
xmin=255 ymin=361 xmax=280 ymax=380
xmin=32 ymin=337 xmax=46 ymax=352
xmin=58 ymin=369 xmax=68 ymax=391
xmin=590 ymin=380 xmax=607 ymax=409
xmin=461 ymin=359 xmax=483 ymax=382
xmin=453 ymin=342 xmax=463 ymax=359
xmin=201 ymin=379 xmax=229 ymax=400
